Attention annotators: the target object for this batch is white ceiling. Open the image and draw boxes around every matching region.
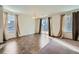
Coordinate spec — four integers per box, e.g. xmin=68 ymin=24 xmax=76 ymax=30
xmin=3 ymin=5 xmax=79 ymax=17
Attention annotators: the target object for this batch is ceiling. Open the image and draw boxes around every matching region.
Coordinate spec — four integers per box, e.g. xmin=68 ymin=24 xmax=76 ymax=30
xmin=3 ymin=5 xmax=79 ymax=17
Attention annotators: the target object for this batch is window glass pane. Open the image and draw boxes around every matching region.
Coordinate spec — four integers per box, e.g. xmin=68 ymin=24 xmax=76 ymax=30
xmin=8 ymin=15 xmax=15 ymax=32
xmin=64 ymin=15 xmax=72 ymax=32
xmin=42 ymin=18 xmax=48 ymax=31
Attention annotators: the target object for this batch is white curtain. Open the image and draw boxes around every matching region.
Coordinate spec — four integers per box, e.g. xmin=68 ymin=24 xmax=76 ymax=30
xmin=35 ymin=18 xmax=40 ymax=34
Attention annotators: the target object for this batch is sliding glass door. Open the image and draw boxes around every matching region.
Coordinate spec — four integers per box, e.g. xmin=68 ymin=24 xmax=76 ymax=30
xmin=4 ymin=13 xmax=17 ymax=40
xmin=41 ymin=18 xmax=48 ymax=34
xmin=62 ymin=14 xmax=72 ymax=39
xmin=63 ymin=15 xmax=72 ymax=33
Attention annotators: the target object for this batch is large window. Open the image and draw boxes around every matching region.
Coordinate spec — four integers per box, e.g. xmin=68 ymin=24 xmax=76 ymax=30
xmin=64 ymin=15 xmax=72 ymax=32
xmin=8 ymin=14 xmax=15 ymax=32
xmin=41 ymin=18 xmax=48 ymax=31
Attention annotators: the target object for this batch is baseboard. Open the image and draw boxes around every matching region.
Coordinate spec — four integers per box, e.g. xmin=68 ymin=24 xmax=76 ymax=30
xmin=51 ymin=35 xmax=60 ymax=38
xmin=0 ymin=33 xmax=73 ymax=44
xmin=61 ymin=37 xmax=72 ymax=40
xmin=34 ymin=33 xmax=39 ymax=34
xmin=0 ymin=33 xmax=37 ymax=44
xmin=4 ymin=33 xmax=39 ymax=41
xmin=51 ymin=35 xmax=72 ymax=40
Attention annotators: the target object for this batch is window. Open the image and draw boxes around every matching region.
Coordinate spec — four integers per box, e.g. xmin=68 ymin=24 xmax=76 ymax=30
xmin=8 ymin=14 xmax=15 ymax=32
xmin=64 ymin=15 xmax=72 ymax=32
xmin=41 ymin=18 xmax=48 ymax=31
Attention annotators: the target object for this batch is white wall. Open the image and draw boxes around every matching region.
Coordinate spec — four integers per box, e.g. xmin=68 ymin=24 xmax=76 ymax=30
xmin=18 ymin=14 xmax=35 ymax=36
xmin=0 ymin=6 xmax=3 ymax=43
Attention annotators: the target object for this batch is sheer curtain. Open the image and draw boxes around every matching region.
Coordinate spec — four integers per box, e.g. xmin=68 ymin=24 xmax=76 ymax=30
xmin=35 ymin=18 xmax=40 ymax=34
xmin=3 ymin=12 xmax=8 ymax=41
xmin=58 ymin=14 xmax=65 ymax=37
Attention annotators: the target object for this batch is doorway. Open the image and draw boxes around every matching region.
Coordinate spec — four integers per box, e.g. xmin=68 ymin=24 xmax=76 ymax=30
xmin=62 ymin=14 xmax=72 ymax=39
xmin=41 ymin=18 xmax=48 ymax=35
xmin=39 ymin=17 xmax=51 ymax=36
xmin=3 ymin=13 xmax=18 ymax=40
xmin=6 ymin=14 xmax=16 ymax=40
